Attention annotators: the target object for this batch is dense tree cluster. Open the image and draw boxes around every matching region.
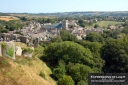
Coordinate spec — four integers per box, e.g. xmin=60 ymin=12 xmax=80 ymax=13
xmin=101 ymin=37 xmax=128 ymax=72
xmin=77 ymin=19 xmax=93 ymax=28
xmin=40 ymin=26 xmax=128 ymax=85
xmin=19 ymin=17 xmax=28 ymax=21
xmin=6 ymin=20 xmax=24 ymax=31
xmin=42 ymin=41 xmax=101 ymax=84
xmin=86 ymin=32 xmax=104 ymax=43
xmin=37 ymin=18 xmax=58 ymax=24
xmin=0 ymin=20 xmax=24 ymax=33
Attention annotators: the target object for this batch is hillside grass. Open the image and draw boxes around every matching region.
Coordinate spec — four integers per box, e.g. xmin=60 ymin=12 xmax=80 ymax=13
xmin=0 ymin=56 xmax=56 ymax=85
xmin=0 ymin=43 xmax=56 ymax=85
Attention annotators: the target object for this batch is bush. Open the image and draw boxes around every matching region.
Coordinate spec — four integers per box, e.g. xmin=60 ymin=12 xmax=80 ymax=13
xmin=1 ymin=29 xmax=9 ymax=33
xmin=6 ymin=46 xmax=14 ymax=57
xmin=58 ymin=75 xmax=74 ymax=85
xmin=22 ymin=48 xmax=33 ymax=53
xmin=77 ymin=80 xmax=88 ymax=85
xmin=39 ymin=71 xmax=45 ymax=79
xmin=1 ymin=42 xmax=7 ymax=49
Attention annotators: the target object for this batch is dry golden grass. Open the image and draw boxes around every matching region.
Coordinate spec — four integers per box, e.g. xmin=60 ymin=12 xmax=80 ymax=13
xmin=0 ymin=16 xmax=19 ymax=21
xmin=0 ymin=57 xmax=57 ymax=85
xmin=0 ymin=42 xmax=56 ymax=85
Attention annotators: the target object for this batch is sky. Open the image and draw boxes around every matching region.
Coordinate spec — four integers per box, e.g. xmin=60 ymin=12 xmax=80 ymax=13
xmin=0 ymin=0 xmax=128 ymax=13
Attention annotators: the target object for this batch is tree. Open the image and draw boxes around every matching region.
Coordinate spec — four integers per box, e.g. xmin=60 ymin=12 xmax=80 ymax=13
xmin=67 ymin=63 xmax=93 ymax=84
xmin=84 ymin=42 xmax=104 ymax=72
xmin=1 ymin=29 xmax=9 ymax=33
xmin=51 ymin=36 xmax=63 ymax=42
xmin=122 ymin=26 xmax=128 ymax=34
xmin=94 ymin=24 xmax=99 ymax=28
xmin=52 ymin=60 xmax=66 ymax=80
xmin=77 ymin=40 xmax=104 ymax=72
xmin=0 ymin=21 xmax=9 ymax=33
xmin=19 ymin=17 xmax=27 ymax=21
xmin=102 ymin=29 xmax=121 ymax=39
xmin=101 ymin=39 xmax=128 ymax=73
xmin=86 ymin=32 xmax=104 ymax=43
xmin=6 ymin=20 xmax=24 ymax=31
xmin=68 ymin=25 xmax=75 ymax=28
xmin=43 ymin=41 xmax=94 ymax=67
xmin=60 ymin=30 xmax=78 ymax=42
xmin=46 ymin=18 xmax=56 ymax=23
xmin=78 ymin=20 xmax=84 ymax=24
xmin=42 ymin=41 xmax=101 ymax=84
xmin=123 ymin=21 xmax=128 ymax=26
xmin=37 ymin=18 xmax=47 ymax=24
xmin=77 ymin=20 xmax=86 ymax=27
xmin=58 ymin=75 xmax=74 ymax=85
xmin=77 ymin=80 xmax=87 ymax=85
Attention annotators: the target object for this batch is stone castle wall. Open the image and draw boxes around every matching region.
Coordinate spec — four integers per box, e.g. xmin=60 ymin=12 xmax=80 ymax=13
xmin=0 ymin=41 xmax=15 ymax=59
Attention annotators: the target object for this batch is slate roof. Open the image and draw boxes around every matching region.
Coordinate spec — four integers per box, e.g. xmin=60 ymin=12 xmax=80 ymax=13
xmin=43 ymin=23 xmax=62 ymax=29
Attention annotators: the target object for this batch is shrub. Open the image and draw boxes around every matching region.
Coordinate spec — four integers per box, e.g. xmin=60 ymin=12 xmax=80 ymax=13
xmin=1 ymin=42 xmax=7 ymax=49
xmin=39 ymin=71 xmax=45 ymax=79
xmin=22 ymin=48 xmax=33 ymax=53
xmin=58 ymin=75 xmax=74 ymax=85
xmin=6 ymin=46 xmax=14 ymax=57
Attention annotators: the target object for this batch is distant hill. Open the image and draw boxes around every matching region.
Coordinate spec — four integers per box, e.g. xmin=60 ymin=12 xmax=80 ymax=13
xmin=37 ymin=11 xmax=128 ymax=17
xmin=1 ymin=11 xmax=128 ymax=18
xmin=0 ymin=13 xmax=10 ymax=16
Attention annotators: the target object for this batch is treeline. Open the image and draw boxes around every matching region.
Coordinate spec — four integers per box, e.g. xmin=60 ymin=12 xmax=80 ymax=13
xmin=0 ymin=13 xmax=10 ymax=16
xmin=77 ymin=19 xmax=94 ymax=28
xmin=36 ymin=12 xmax=128 ymax=17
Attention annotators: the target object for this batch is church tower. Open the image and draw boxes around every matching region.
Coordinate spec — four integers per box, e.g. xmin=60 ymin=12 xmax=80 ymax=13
xmin=62 ymin=20 xmax=68 ymax=30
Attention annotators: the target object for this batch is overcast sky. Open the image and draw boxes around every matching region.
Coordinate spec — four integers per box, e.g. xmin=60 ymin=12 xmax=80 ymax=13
xmin=0 ymin=0 xmax=127 ymax=13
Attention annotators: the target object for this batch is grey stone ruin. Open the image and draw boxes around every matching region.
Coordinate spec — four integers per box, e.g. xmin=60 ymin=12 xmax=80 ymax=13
xmin=15 ymin=46 xmax=22 ymax=56
xmin=33 ymin=38 xmax=39 ymax=48
xmin=0 ymin=41 xmax=15 ymax=59
xmin=0 ymin=44 xmax=2 ymax=56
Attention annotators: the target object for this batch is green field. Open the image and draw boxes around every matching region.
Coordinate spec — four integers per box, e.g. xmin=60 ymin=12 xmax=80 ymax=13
xmin=86 ymin=21 xmax=124 ymax=28
xmin=96 ymin=21 xmax=124 ymax=27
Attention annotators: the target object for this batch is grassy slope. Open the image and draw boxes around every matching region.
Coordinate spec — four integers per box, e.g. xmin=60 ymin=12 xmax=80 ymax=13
xmin=0 ymin=57 xmax=56 ymax=85
xmin=0 ymin=42 xmax=56 ymax=85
